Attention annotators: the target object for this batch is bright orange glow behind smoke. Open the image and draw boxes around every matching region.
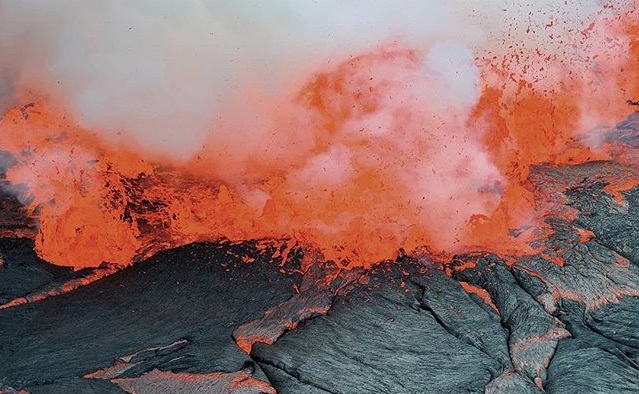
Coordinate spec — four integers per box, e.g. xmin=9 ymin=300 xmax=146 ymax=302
xmin=0 ymin=4 xmax=638 ymax=269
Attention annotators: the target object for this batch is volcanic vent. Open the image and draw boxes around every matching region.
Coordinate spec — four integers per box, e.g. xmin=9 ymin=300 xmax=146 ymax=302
xmin=1 ymin=1 xmax=639 ymax=393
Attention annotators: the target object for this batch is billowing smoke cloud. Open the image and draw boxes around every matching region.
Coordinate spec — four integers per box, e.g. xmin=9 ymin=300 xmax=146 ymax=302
xmin=2 ymin=0 xmax=627 ymax=157
xmin=0 ymin=0 xmax=637 ymax=267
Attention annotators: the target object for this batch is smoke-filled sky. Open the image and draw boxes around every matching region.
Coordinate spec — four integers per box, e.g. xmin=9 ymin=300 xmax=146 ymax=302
xmin=0 ymin=1 xmax=637 ymax=267
xmin=1 ymin=0 xmax=630 ymax=157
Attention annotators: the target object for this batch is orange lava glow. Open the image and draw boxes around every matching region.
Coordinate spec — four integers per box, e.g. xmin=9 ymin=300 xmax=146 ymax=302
xmin=459 ymin=281 xmax=498 ymax=312
xmin=1 ymin=5 xmax=638 ymax=269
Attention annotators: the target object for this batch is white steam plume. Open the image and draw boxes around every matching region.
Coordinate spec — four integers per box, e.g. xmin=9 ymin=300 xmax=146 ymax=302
xmin=1 ymin=1 xmax=627 ymax=160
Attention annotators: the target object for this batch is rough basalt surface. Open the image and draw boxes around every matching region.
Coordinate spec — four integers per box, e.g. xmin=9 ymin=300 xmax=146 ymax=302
xmin=0 ymin=241 xmax=303 ymax=393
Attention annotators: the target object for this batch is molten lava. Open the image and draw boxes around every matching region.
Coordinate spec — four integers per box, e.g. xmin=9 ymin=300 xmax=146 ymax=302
xmin=0 ymin=2 xmax=638 ymax=270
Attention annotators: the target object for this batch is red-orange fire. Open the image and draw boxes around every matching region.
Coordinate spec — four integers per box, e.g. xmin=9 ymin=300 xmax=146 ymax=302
xmin=1 ymin=4 xmax=638 ymax=269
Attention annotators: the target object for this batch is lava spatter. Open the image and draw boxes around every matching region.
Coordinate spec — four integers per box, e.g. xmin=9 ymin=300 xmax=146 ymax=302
xmin=0 ymin=2 xmax=638 ymax=269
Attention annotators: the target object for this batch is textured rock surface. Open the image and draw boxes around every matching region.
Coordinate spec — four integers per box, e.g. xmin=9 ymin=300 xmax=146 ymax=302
xmin=252 ymin=262 xmax=504 ymax=393
xmin=0 ymin=238 xmax=73 ymax=304
xmin=0 ymin=241 xmax=298 ymax=393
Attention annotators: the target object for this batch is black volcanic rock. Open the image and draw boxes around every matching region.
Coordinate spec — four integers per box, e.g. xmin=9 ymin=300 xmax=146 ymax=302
xmin=22 ymin=378 xmax=125 ymax=394
xmin=450 ymin=254 xmax=570 ymax=385
xmin=567 ymin=183 xmax=639 ymax=265
xmin=258 ymin=364 xmax=331 ymax=394
xmin=0 ymin=228 xmax=638 ymax=393
xmin=546 ymin=328 xmax=639 ymax=394
xmin=252 ymin=262 xmax=504 ymax=394
xmin=411 ymin=264 xmax=512 ymax=370
xmin=0 ymin=238 xmax=73 ymax=304
xmin=0 ymin=241 xmax=299 ymax=393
